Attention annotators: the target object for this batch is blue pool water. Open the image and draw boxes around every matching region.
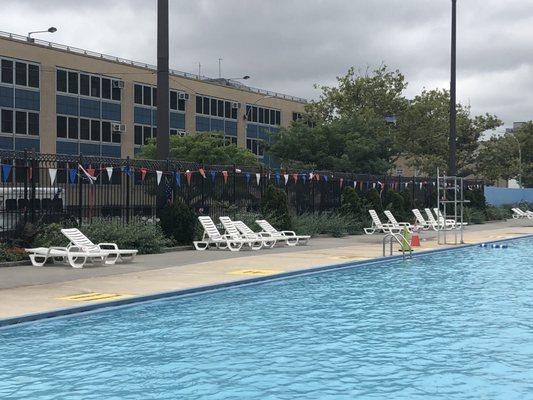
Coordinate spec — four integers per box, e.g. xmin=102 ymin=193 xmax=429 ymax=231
xmin=1 ymin=237 xmax=532 ymax=399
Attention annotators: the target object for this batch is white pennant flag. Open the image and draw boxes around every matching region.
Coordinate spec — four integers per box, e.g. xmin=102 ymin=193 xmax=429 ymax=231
xmin=48 ymin=168 xmax=57 ymax=185
xmin=106 ymin=167 xmax=113 ymax=181
xmin=419 ymin=182 xmax=423 ymax=189
xmin=255 ymin=173 xmax=260 ymax=186
xmin=283 ymin=174 xmax=289 ymax=185
xmin=353 ymin=181 xmax=357 ymax=189
xmin=309 ymin=172 xmax=314 ymax=180
xmin=372 ymin=182 xmax=376 ymax=189
xmin=156 ymin=170 xmax=163 ymax=185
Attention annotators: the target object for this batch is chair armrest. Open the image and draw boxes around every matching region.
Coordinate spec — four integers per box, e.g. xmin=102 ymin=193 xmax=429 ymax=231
xmin=98 ymin=243 xmax=119 ymax=250
xmin=280 ymin=230 xmax=297 ymax=236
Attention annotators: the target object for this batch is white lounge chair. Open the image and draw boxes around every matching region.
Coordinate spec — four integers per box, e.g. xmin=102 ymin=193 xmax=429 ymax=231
xmin=512 ymin=207 xmax=533 ymax=219
xmin=233 ymin=220 xmax=277 ymax=248
xmin=412 ymin=209 xmax=433 ymax=230
xmin=433 ymin=208 xmax=468 ymax=228
xmin=255 ymin=219 xmax=310 ymax=246
xmin=364 ymin=210 xmax=401 ymax=235
xmin=383 ymin=210 xmax=415 ymax=232
xmin=25 ymin=246 xmax=111 ymax=269
xmin=219 ymin=217 xmax=265 ymax=250
xmin=424 ymin=208 xmax=456 ymax=230
xmin=61 ymin=228 xmax=138 ymax=264
xmin=194 ymin=216 xmax=246 ymax=251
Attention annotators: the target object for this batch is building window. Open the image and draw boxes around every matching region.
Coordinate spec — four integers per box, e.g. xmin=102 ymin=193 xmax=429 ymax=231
xmin=1 ymin=57 xmax=39 ymax=88
xmin=80 ymin=118 xmax=90 ymax=140
xmin=57 ymin=70 xmax=67 ymax=92
xmin=1 ymin=60 xmax=13 ymax=84
xmin=80 ymin=74 xmax=90 ymax=96
xmin=15 ymin=111 xmax=26 ymax=134
xmin=15 ymin=62 xmax=27 ymax=86
xmin=246 ymin=138 xmax=264 ymax=157
xmin=1 ymin=109 xmax=14 ymax=133
xmin=246 ymin=104 xmax=280 ymax=126
xmin=292 ymin=112 xmax=302 ymax=121
xmin=101 ymin=78 xmax=111 ymax=99
xmin=57 ymin=116 xmax=67 ymax=138
xmin=196 ymin=95 xmax=238 ymax=119
xmin=90 ymin=119 xmax=100 ymax=141
xmin=28 ymin=112 xmax=39 ymax=136
xmin=134 ymin=84 xmax=143 ymax=104
xmin=68 ymin=117 xmax=78 ymax=139
xmin=143 ymin=85 xmax=151 ymax=106
xmin=67 ymin=71 xmax=78 ymax=94
xmin=58 ymin=69 xmax=120 ymax=101
xmin=90 ymin=76 xmax=100 ymax=98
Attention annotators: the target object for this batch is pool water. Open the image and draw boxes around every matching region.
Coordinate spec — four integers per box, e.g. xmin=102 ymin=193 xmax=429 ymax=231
xmin=1 ymin=237 xmax=532 ymax=399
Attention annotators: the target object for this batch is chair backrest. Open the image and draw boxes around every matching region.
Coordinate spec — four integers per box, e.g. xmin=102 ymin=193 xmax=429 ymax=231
xmin=512 ymin=208 xmax=525 ymax=216
xmin=412 ymin=209 xmax=426 ymax=225
xmin=383 ymin=210 xmax=399 ymax=226
xmin=219 ymin=216 xmax=241 ymax=237
xmin=61 ymin=228 xmax=95 ymax=248
xmin=368 ymin=210 xmax=384 ymax=228
xmin=234 ymin=221 xmax=255 ymax=236
xmin=256 ymin=219 xmax=278 ymax=234
xmin=424 ymin=208 xmax=438 ymax=225
xmin=198 ymin=216 xmax=222 ymax=240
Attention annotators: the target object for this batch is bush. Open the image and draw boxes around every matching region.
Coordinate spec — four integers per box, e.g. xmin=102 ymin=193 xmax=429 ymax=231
xmin=365 ymin=188 xmax=382 ymax=213
xmin=340 ymin=187 xmax=364 ymax=217
xmin=485 ymin=205 xmax=511 ymax=221
xmin=159 ymin=200 xmax=197 ymax=245
xmin=261 ymin=185 xmax=292 ymax=230
xmin=292 ymin=212 xmax=360 ymax=237
xmin=383 ymin=189 xmax=410 ymax=221
xmin=0 ymin=243 xmax=26 ymax=262
xmin=463 ymin=207 xmax=486 ymax=224
xmin=465 ymin=188 xmax=486 ymax=211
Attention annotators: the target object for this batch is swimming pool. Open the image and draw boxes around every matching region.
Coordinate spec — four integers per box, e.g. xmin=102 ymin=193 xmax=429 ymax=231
xmin=1 ymin=237 xmax=532 ymax=399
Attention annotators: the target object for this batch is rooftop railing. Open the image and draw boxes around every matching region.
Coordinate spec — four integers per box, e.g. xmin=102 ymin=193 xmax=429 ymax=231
xmin=0 ymin=30 xmax=307 ymax=103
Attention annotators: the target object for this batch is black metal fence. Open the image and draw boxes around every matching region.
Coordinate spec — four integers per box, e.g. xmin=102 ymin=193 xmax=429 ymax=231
xmin=0 ymin=149 xmax=484 ymax=235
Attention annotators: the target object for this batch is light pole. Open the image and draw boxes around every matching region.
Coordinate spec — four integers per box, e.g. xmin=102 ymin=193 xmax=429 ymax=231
xmin=27 ymin=27 xmax=57 ymax=42
xmin=156 ymin=0 xmax=169 ymax=160
xmin=449 ymin=0 xmax=457 ymax=176
xmin=509 ymin=133 xmax=522 ymax=189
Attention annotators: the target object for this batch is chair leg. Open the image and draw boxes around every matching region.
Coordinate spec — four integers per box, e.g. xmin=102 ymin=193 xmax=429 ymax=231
xmin=29 ymin=254 xmax=48 ymax=267
xmin=68 ymin=254 xmax=87 ymax=269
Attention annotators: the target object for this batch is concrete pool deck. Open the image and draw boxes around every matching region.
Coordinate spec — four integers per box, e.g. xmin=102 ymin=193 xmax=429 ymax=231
xmin=1 ymin=219 xmax=532 ymax=321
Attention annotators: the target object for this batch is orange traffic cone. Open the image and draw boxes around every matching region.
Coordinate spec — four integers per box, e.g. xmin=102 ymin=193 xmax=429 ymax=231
xmin=411 ymin=233 xmax=421 ymax=247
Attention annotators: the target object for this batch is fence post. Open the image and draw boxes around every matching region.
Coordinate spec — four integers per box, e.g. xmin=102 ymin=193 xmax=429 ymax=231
xmin=411 ymin=175 xmax=416 ymax=209
xmin=311 ymin=173 xmax=315 ymax=213
xmin=29 ymin=151 xmax=36 ymax=224
xmin=125 ymin=156 xmax=131 ymax=224
xmin=232 ymin=164 xmax=237 ymax=219
xmin=23 ymin=149 xmax=28 ymax=224
xmin=77 ymin=154 xmax=83 ymax=226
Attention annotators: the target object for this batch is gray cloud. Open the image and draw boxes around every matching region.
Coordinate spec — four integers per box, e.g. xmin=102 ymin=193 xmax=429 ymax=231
xmin=1 ymin=0 xmax=531 ymax=126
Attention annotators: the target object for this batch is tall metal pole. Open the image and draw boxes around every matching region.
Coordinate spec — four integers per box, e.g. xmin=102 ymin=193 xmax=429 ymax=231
xmin=156 ymin=0 xmax=170 ymax=160
xmin=449 ymin=0 xmax=457 ymax=176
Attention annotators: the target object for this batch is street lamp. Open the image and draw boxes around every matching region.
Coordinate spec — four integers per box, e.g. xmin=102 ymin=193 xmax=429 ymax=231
xmin=508 ymin=133 xmax=522 ymax=189
xmin=27 ymin=27 xmax=57 ymax=42
xmin=244 ymin=95 xmax=276 ymax=120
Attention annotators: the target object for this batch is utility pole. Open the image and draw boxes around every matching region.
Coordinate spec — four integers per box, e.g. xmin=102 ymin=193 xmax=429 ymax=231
xmin=218 ymin=57 xmax=223 ymax=78
xmin=449 ymin=0 xmax=457 ymax=176
xmin=198 ymin=62 xmax=201 ymax=78
xmin=156 ymin=0 xmax=170 ymax=160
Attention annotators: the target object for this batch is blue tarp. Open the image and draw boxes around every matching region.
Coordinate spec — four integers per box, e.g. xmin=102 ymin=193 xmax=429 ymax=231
xmin=484 ymin=186 xmax=533 ymax=205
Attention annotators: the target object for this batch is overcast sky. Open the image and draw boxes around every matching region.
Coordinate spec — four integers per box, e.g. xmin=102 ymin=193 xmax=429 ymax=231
xmin=2 ymin=0 xmax=532 ymax=128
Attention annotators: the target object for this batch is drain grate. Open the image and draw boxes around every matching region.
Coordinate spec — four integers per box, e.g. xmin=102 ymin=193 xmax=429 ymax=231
xmin=59 ymin=292 xmax=131 ymax=302
xmin=229 ymin=269 xmax=282 ymax=276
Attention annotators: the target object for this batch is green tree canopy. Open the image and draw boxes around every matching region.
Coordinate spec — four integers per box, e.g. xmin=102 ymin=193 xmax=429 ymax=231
xmin=268 ymin=116 xmax=393 ymax=173
xmin=396 ymin=88 xmax=502 ymax=175
xmin=136 ymin=132 xmax=259 ymax=165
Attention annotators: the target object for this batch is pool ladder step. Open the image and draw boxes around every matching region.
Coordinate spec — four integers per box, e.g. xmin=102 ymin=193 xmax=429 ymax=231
xmin=383 ymin=233 xmax=412 ymax=260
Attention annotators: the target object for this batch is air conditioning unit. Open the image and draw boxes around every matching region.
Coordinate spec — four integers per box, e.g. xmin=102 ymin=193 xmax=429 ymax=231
xmin=231 ymin=102 xmax=241 ymax=109
xmin=112 ymin=123 xmax=126 ymax=133
xmin=178 ymin=92 xmax=189 ymax=100
xmin=112 ymin=80 xmax=124 ymax=89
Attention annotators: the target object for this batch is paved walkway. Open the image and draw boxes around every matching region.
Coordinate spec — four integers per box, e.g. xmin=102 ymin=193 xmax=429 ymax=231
xmin=0 ymin=219 xmax=532 ymax=320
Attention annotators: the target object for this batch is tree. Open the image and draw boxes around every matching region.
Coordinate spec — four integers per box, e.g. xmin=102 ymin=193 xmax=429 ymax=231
xmin=137 ymin=132 xmax=259 ymax=165
xmin=268 ymin=116 xmax=393 ymax=174
xmin=396 ymin=88 xmax=502 ymax=175
xmin=474 ymin=135 xmax=518 ymax=185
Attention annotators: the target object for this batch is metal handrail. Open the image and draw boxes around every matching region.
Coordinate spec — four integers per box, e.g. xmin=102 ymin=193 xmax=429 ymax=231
xmin=382 ymin=233 xmax=412 ymax=260
xmin=0 ymin=30 xmax=307 ymax=104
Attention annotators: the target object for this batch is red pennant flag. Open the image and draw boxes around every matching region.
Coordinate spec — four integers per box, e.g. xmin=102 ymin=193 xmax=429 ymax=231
xmin=185 ymin=171 xmax=192 ymax=185
xmin=198 ymin=168 xmax=206 ymax=179
xmin=140 ymin=168 xmax=148 ymax=181
xmin=292 ymin=173 xmax=298 ymax=184
xmin=339 ymin=178 xmax=344 ymax=188
xmin=359 ymin=181 xmax=363 ymax=190
xmin=86 ymin=166 xmax=95 ymax=177
xmin=315 ymin=173 xmax=320 ymax=181
xmin=222 ymin=170 xmax=229 ymax=184
xmin=27 ymin=166 xmax=32 ymax=181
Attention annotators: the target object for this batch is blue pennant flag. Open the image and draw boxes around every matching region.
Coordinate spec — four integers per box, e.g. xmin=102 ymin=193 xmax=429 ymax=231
xmin=69 ymin=169 xmax=77 ymax=184
xmin=275 ymin=173 xmax=280 ymax=185
xmin=301 ymin=174 xmax=307 ymax=184
xmin=175 ymin=172 xmax=181 ymax=187
xmin=324 ymin=175 xmax=328 ymax=183
xmin=366 ymin=181 xmax=370 ymax=189
xmin=245 ymin=173 xmax=251 ymax=184
xmin=1 ymin=164 xmax=12 ymax=183
xmin=123 ymin=165 xmax=133 ymax=177
xmin=210 ymin=170 xmax=216 ymax=183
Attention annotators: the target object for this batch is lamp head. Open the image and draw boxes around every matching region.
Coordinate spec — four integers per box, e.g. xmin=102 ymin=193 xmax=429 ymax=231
xmin=48 ymin=27 xmax=57 ymax=33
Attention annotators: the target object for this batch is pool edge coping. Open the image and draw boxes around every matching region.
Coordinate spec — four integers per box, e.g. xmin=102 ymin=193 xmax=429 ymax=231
xmin=1 ymin=234 xmax=532 ymax=328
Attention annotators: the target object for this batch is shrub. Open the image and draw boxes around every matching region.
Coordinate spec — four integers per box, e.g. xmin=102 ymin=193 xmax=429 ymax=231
xmin=292 ymin=212 xmax=360 ymax=237
xmin=383 ymin=189 xmax=409 ymax=221
xmin=365 ymin=188 xmax=382 ymax=213
xmin=159 ymin=200 xmax=197 ymax=245
xmin=485 ymin=205 xmax=511 ymax=221
xmin=465 ymin=188 xmax=486 ymax=211
xmin=0 ymin=243 xmax=26 ymax=262
xmin=340 ymin=187 xmax=364 ymax=217
xmin=261 ymin=184 xmax=292 ymax=230
xmin=463 ymin=207 xmax=486 ymax=224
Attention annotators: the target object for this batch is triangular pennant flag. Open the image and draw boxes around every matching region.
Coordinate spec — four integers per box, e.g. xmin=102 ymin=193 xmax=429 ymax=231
xmin=315 ymin=173 xmax=320 ymax=181
xmin=122 ymin=165 xmax=133 ymax=177
xmin=198 ymin=168 xmax=206 ymax=179
xmin=27 ymin=166 xmax=32 ymax=181
xmin=256 ymin=173 xmax=261 ymax=186
xmin=78 ymin=164 xmax=97 ymax=184
xmin=140 ymin=168 xmax=148 ymax=181
xmin=185 ymin=171 xmax=192 ymax=185
xmin=283 ymin=174 xmax=289 ymax=185
xmin=309 ymin=172 xmax=314 ymax=180
xmin=2 ymin=164 xmax=12 ymax=183
xmin=245 ymin=172 xmax=251 ymax=184
xmin=69 ymin=168 xmax=77 ymax=184
xmin=339 ymin=178 xmax=344 ymax=188
xmin=419 ymin=182 xmax=423 ymax=189
xmin=301 ymin=174 xmax=307 ymax=184
xmin=275 ymin=173 xmax=280 ymax=185
xmin=222 ymin=171 xmax=229 ymax=184
xmin=353 ymin=180 xmax=357 ymax=189
xmin=156 ymin=170 xmax=163 ymax=185
xmin=175 ymin=172 xmax=181 ymax=187
xmin=372 ymin=182 xmax=376 ymax=189
xmin=324 ymin=175 xmax=328 ymax=183
xmin=48 ymin=168 xmax=57 ymax=185
xmin=292 ymin=173 xmax=298 ymax=184
xmin=210 ymin=170 xmax=216 ymax=183
xmin=106 ymin=167 xmax=113 ymax=181
xmin=359 ymin=181 xmax=364 ymax=190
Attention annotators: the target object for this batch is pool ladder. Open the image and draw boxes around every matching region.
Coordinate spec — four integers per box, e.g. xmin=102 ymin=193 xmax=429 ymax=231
xmin=382 ymin=233 xmax=412 ymax=260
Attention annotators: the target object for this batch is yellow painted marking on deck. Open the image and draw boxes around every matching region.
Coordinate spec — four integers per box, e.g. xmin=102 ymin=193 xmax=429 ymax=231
xmin=59 ymin=292 xmax=132 ymax=302
xmin=229 ymin=269 xmax=282 ymax=276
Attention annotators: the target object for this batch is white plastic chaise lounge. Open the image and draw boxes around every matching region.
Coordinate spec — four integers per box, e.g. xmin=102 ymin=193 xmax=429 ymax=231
xmin=255 ymin=219 xmax=310 ymax=246
xmin=194 ymin=216 xmax=248 ymax=251
xmin=25 ymin=246 xmax=111 ymax=269
xmin=424 ymin=208 xmax=456 ymax=230
xmin=232 ymin=220 xmax=277 ymax=248
xmin=412 ymin=209 xmax=433 ymax=230
xmin=383 ymin=210 xmax=415 ymax=232
xmin=61 ymin=228 xmax=138 ymax=264
xmin=364 ymin=210 xmax=401 ymax=235
xmin=219 ymin=217 xmax=267 ymax=250
xmin=433 ymin=208 xmax=468 ymax=228
xmin=512 ymin=207 xmax=533 ymax=219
